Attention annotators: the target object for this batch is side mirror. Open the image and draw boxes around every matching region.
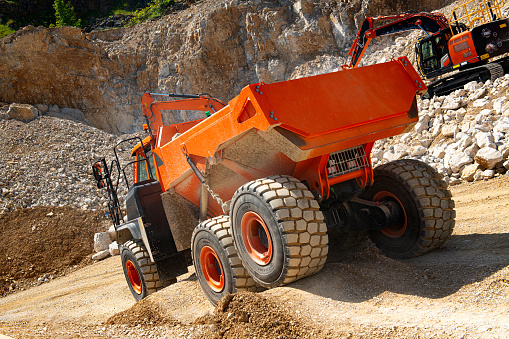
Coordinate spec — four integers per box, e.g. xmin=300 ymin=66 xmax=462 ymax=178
xmin=92 ymin=163 xmax=105 ymax=189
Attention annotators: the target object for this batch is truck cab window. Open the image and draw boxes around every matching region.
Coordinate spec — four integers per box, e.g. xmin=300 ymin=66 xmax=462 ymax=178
xmin=137 ymin=153 xmax=148 ymax=182
xmin=136 ymin=150 xmax=156 ymax=182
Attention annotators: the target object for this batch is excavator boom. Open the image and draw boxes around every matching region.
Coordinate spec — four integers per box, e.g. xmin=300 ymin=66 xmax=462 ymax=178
xmin=346 ymin=12 xmax=449 ymax=68
xmin=346 ymin=0 xmax=509 ymax=97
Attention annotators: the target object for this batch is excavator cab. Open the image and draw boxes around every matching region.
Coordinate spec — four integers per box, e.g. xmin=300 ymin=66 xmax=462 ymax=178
xmin=416 ymin=31 xmax=452 ymax=77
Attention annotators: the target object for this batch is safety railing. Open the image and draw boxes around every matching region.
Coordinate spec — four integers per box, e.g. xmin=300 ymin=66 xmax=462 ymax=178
xmin=449 ymin=0 xmax=505 ymax=29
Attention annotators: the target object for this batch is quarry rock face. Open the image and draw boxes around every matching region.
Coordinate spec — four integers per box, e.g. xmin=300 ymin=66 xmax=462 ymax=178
xmin=0 ymin=26 xmax=138 ymax=134
xmin=0 ymin=0 xmax=453 ymax=134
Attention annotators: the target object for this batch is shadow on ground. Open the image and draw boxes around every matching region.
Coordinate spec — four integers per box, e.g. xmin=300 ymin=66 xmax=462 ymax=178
xmin=290 ymin=232 xmax=509 ymax=302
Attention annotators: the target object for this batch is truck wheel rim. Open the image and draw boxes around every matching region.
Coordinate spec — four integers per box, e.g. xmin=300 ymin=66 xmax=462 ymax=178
xmin=200 ymin=246 xmax=225 ymax=292
xmin=373 ymin=191 xmax=407 ymax=238
xmin=241 ymin=211 xmax=273 ymax=266
xmin=126 ymin=260 xmax=143 ymax=294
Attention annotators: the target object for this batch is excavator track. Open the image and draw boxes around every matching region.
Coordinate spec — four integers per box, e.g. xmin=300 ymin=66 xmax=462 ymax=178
xmin=425 ymin=56 xmax=509 ymax=98
xmin=487 ymin=62 xmax=504 ymax=81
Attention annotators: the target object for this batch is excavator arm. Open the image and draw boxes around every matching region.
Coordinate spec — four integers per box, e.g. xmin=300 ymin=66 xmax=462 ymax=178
xmin=346 ymin=12 xmax=449 ymax=68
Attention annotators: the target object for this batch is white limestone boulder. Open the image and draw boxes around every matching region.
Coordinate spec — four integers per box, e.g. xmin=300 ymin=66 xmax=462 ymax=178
xmin=94 ymin=232 xmax=111 ymax=252
xmin=474 ymin=147 xmax=503 ymax=169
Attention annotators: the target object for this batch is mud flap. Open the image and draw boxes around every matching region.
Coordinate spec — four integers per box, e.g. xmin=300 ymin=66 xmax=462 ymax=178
xmin=155 ymin=252 xmax=189 ymax=281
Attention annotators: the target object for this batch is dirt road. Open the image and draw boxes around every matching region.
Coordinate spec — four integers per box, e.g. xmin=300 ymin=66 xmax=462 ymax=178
xmin=1 ymin=177 xmax=508 ymax=338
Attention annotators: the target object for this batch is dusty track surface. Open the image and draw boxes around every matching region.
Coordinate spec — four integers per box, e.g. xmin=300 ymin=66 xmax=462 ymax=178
xmin=1 ymin=177 xmax=508 ymax=338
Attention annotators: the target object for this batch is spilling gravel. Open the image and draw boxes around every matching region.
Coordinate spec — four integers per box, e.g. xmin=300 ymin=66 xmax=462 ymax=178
xmin=196 ymin=292 xmax=333 ymax=339
xmin=107 ymin=297 xmax=180 ymax=327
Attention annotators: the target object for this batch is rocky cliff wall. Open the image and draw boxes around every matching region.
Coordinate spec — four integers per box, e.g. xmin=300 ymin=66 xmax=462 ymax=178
xmin=0 ymin=0 xmax=453 ymax=134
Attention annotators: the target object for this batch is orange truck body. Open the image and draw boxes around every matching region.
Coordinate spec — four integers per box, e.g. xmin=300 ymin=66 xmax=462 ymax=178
xmin=139 ymin=57 xmax=426 ymax=218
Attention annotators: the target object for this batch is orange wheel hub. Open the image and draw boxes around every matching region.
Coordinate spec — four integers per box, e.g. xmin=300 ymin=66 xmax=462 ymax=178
xmin=240 ymin=211 xmax=273 ymax=266
xmin=373 ymin=191 xmax=407 ymax=238
xmin=200 ymin=246 xmax=225 ymax=292
xmin=126 ymin=260 xmax=142 ymax=294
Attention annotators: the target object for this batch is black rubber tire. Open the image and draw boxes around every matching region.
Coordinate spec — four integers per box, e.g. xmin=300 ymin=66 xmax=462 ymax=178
xmin=120 ymin=239 xmax=176 ymax=301
xmin=230 ymin=175 xmax=328 ymax=289
xmin=365 ymin=159 xmax=455 ymax=259
xmin=192 ymin=216 xmax=259 ymax=305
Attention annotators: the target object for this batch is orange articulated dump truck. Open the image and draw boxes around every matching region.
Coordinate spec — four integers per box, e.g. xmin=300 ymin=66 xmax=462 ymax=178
xmin=92 ymin=56 xmax=455 ymax=305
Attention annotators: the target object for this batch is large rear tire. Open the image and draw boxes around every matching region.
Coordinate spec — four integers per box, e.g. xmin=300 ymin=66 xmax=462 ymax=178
xmin=121 ymin=239 xmax=176 ymax=301
xmin=230 ymin=175 xmax=328 ymax=289
xmin=365 ymin=159 xmax=455 ymax=258
xmin=192 ymin=216 xmax=259 ymax=305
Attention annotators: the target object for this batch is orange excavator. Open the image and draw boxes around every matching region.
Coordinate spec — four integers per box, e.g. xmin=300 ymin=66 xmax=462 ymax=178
xmin=346 ymin=0 xmax=509 ymax=97
xmin=93 ymin=59 xmax=455 ymax=305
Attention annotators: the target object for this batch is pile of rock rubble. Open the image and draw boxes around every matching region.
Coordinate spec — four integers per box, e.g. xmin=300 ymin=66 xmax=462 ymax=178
xmin=93 ymin=226 xmax=120 ymax=260
xmin=0 ymin=102 xmax=139 ymax=215
xmin=372 ymin=75 xmax=509 ymax=185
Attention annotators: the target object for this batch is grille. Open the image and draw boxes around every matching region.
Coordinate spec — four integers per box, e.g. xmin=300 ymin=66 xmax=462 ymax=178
xmin=327 ymin=146 xmax=368 ymax=178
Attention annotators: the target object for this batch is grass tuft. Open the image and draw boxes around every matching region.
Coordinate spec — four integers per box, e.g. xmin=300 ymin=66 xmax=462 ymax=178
xmin=0 ymin=24 xmax=15 ymax=39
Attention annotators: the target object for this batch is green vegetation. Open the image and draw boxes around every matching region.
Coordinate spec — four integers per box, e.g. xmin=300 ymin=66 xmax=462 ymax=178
xmin=0 ymin=23 xmax=15 ymax=39
xmin=52 ymin=0 xmax=82 ymax=27
xmin=128 ymin=0 xmax=174 ymax=26
xmin=0 ymin=0 xmax=178 ymax=38
xmin=112 ymin=9 xmax=136 ymax=16
xmin=111 ymin=1 xmax=137 ymax=16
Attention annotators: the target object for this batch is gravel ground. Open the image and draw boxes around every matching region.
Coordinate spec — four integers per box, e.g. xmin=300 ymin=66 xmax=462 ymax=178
xmin=0 ymin=177 xmax=508 ymax=338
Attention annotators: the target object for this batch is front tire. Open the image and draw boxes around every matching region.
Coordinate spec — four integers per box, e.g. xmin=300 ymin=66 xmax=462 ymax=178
xmin=192 ymin=216 xmax=259 ymax=305
xmin=230 ymin=175 xmax=328 ymax=289
xmin=121 ymin=239 xmax=176 ymax=301
xmin=366 ymin=159 xmax=455 ymax=258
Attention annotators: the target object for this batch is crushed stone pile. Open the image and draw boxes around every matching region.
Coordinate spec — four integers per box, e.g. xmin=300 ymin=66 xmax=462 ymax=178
xmin=0 ymin=109 xmax=140 ymax=293
xmin=0 ymin=113 xmax=141 ymax=214
xmin=372 ymin=77 xmax=509 ymax=186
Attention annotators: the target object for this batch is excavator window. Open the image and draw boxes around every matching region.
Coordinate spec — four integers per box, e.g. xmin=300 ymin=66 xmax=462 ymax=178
xmin=420 ymin=39 xmax=439 ymax=74
xmin=418 ymin=33 xmax=448 ymax=76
